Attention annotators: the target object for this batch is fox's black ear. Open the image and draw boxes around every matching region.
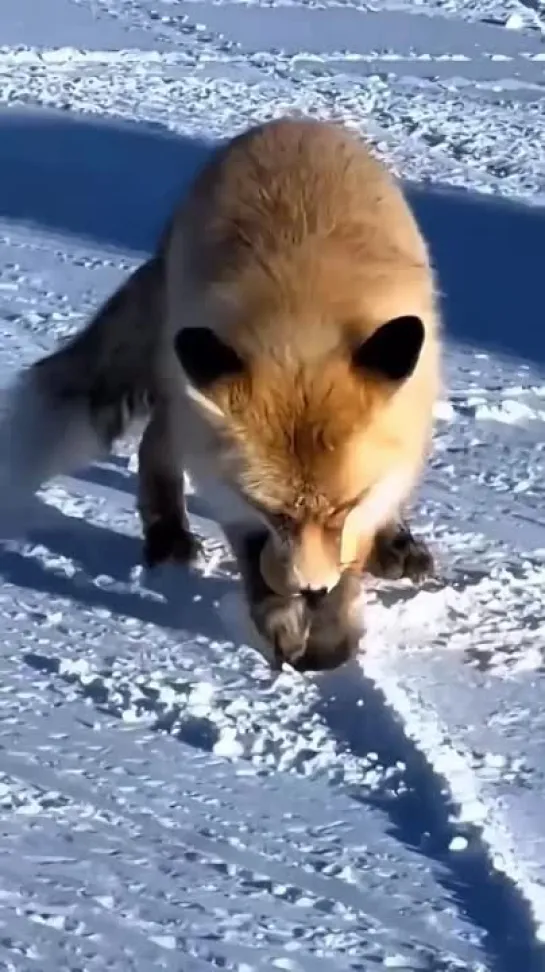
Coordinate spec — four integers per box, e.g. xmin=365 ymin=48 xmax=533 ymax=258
xmin=352 ymin=315 xmax=425 ymax=383
xmin=174 ymin=327 xmax=246 ymax=389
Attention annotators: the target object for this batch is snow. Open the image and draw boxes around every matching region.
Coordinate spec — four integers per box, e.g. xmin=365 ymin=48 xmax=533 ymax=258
xmin=0 ymin=0 xmax=544 ymax=968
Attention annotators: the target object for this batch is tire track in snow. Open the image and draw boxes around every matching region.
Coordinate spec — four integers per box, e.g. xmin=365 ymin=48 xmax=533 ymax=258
xmin=314 ymin=660 xmax=545 ymax=972
xmin=288 ymin=491 xmax=545 ymax=972
xmin=332 ymin=461 xmax=545 ymax=967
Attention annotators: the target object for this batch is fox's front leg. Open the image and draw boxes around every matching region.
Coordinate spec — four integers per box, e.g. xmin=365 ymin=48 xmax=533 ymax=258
xmin=295 ymin=569 xmax=364 ymax=672
xmin=225 ymin=528 xmax=311 ymax=668
xmin=227 ymin=528 xmax=364 ymax=672
xmin=366 ymin=520 xmax=435 ymax=583
xmin=137 ymin=405 xmax=202 ymax=568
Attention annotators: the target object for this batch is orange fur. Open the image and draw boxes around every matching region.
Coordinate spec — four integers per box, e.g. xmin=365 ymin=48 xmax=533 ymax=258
xmin=168 ymin=115 xmax=442 ymax=593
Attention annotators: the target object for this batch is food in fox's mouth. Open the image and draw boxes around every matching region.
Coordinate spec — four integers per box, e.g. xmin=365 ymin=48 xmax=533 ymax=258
xmin=259 ymin=516 xmax=364 ymax=598
xmin=339 ymin=513 xmax=362 ymax=574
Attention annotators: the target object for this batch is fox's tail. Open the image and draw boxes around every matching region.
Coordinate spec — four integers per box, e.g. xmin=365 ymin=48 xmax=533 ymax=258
xmin=0 ymin=254 xmax=164 ymax=513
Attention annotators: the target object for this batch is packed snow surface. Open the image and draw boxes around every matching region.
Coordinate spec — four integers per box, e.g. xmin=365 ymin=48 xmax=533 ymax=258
xmin=0 ymin=0 xmax=544 ymax=969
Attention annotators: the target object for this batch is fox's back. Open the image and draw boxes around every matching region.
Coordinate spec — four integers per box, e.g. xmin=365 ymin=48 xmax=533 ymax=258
xmin=171 ymin=117 xmax=435 ymax=356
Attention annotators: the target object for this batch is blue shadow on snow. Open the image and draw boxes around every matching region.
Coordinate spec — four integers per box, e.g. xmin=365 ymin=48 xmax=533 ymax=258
xmin=0 ymin=105 xmax=543 ymax=364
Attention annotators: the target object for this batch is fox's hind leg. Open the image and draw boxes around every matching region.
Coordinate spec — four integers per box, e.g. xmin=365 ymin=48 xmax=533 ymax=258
xmin=137 ymin=404 xmax=202 ymax=568
xmin=366 ymin=520 xmax=434 ymax=584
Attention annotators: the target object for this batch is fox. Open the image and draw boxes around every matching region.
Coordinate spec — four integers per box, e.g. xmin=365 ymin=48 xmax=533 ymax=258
xmin=0 ymin=115 xmax=440 ymax=671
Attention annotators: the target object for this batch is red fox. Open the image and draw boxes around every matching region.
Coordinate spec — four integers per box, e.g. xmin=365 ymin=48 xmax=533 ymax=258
xmin=0 ymin=116 xmax=441 ymax=671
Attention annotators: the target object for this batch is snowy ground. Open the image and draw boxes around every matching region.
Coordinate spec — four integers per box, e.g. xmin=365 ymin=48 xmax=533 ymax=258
xmin=0 ymin=0 xmax=544 ymax=969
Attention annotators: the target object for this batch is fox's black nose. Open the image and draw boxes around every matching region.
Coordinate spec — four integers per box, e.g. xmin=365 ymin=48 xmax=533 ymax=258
xmin=301 ymin=587 xmax=329 ymax=608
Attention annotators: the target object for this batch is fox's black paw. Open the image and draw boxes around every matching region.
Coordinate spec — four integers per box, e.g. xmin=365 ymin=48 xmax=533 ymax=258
xmin=143 ymin=517 xmax=203 ymax=569
xmin=235 ymin=529 xmax=364 ymax=673
xmin=367 ymin=522 xmax=434 ymax=584
xmin=254 ymin=572 xmax=365 ymax=674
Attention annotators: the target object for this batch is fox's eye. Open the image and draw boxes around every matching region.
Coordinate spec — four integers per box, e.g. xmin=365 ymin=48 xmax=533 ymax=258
xmin=174 ymin=327 xmax=245 ymax=389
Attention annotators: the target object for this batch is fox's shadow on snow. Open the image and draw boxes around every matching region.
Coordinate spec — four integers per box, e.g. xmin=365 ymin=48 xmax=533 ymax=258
xmin=1 ymin=107 xmax=545 ymax=969
xmin=0 ymin=107 xmax=211 ymax=253
xmin=0 ymin=478 xmax=234 ymax=645
xmin=0 ymin=104 xmax=544 ymax=363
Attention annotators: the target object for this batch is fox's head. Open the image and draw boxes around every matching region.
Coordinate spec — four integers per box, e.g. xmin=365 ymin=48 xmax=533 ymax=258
xmin=174 ymin=307 xmax=427 ymax=597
